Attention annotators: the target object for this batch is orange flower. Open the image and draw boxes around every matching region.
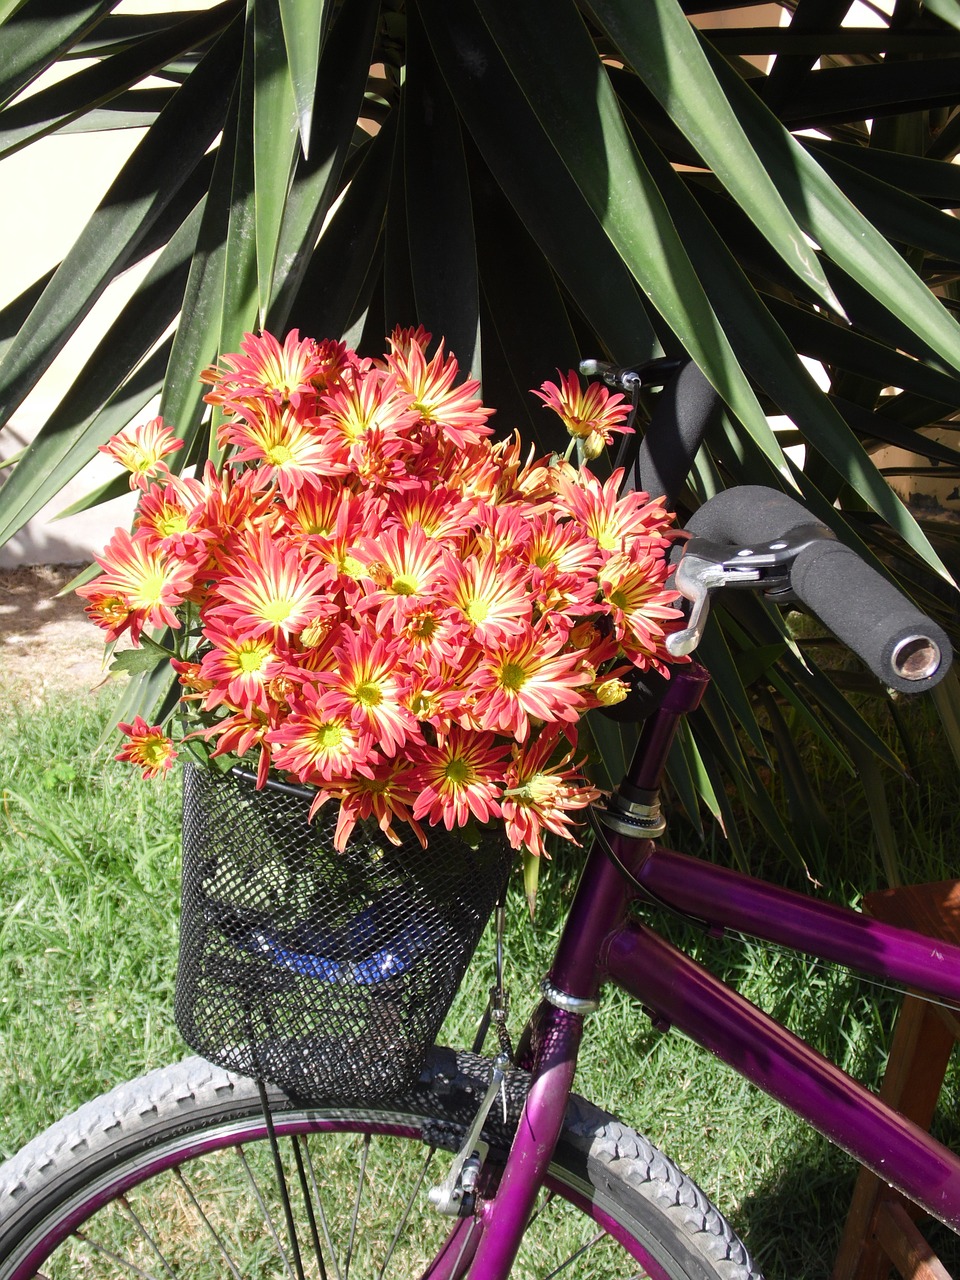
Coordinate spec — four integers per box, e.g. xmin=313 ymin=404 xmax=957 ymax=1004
xmin=116 ymin=717 xmax=177 ymax=779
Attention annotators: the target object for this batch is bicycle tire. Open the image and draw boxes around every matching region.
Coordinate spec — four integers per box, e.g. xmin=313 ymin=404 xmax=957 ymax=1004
xmin=0 ymin=1048 xmax=762 ymax=1280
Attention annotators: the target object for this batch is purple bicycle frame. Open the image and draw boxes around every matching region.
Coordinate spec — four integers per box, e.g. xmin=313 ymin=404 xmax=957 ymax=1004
xmin=461 ymin=663 xmax=960 ymax=1277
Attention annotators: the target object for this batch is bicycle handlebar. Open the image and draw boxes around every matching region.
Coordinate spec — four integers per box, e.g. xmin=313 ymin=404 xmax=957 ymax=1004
xmin=680 ymin=485 xmax=952 ymax=693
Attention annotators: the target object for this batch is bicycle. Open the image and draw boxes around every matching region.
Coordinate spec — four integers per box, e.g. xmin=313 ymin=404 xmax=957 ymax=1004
xmin=1 ymin=358 xmax=957 ymax=1280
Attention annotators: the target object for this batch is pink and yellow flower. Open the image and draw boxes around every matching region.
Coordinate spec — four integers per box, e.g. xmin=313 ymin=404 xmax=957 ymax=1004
xmin=469 ymin=623 xmax=591 ymax=742
xmin=533 ymin=370 xmax=632 ymax=447
xmin=502 ymin=730 xmax=601 ymax=858
xmin=207 ymin=533 xmax=329 ymax=639
xmin=87 ymin=328 xmax=686 ymax=857
xmin=409 ymin=726 xmax=508 ymax=831
xmin=77 ymin=527 xmax=196 ymax=644
xmin=312 ymin=629 xmax=418 ymax=757
xmin=267 ymin=690 xmax=374 ymax=784
xmin=99 ymin=418 xmax=184 ymax=491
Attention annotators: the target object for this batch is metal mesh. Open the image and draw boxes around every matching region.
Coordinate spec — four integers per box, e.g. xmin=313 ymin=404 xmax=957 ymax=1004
xmin=176 ymin=765 xmax=512 ymax=1105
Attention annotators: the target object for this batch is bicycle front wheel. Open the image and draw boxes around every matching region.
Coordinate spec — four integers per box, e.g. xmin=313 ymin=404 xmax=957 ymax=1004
xmin=0 ymin=1049 xmax=761 ymax=1280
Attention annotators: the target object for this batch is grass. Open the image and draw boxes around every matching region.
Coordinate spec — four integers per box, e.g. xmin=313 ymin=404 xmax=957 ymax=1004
xmin=1 ymin=684 xmax=959 ymax=1277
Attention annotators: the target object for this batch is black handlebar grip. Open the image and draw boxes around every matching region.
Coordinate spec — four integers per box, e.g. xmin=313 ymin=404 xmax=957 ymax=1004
xmin=683 ymin=484 xmax=814 ymax=545
xmin=790 ymin=539 xmax=951 ymax=694
xmin=630 ymin=361 xmax=722 ymax=506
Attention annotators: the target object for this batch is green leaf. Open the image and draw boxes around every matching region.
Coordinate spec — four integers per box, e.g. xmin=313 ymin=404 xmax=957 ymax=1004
xmin=0 ymin=0 xmax=114 ymax=108
xmin=0 ymin=3 xmax=240 ymax=158
xmin=285 ymin=115 xmax=395 ymax=340
xmin=522 ymin=848 xmax=540 ymax=919
xmin=921 ymin=0 xmax=960 ymax=33
xmin=0 ymin=19 xmax=239 ymax=432
xmin=421 ymin=0 xmax=660 ymax=364
xmin=403 ymin=12 xmax=479 ymax=373
xmin=109 ymin=647 xmax=174 ymax=678
xmin=590 ymin=0 xmax=845 ymax=319
xmin=253 ymin=0 xmax=299 ymax=323
xmin=446 ymin=0 xmax=791 ymax=476
xmin=0 ymin=200 xmax=199 ymax=545
xmin=276 ymin=0 xmax=330 ymax=151
xmin=700 ymin=40 xmax=960 ymax=380
xmin=266 ymin=0 xmax=379 ymax=329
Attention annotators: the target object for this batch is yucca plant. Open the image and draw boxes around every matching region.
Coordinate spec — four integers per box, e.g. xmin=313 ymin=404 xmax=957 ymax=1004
xmin=3 ymin=0 xmax=960 ymax=873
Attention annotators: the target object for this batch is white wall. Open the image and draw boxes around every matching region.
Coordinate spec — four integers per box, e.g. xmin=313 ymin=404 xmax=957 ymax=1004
xmin=0 ymin=128 xmax=145 ymax=567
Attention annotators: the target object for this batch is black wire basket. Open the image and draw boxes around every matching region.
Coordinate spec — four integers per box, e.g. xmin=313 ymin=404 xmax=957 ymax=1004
xmin=176 ymin=764 xmax=513 ymax=1105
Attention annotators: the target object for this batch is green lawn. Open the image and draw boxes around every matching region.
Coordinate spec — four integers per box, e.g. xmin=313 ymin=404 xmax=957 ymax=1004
xmin=1 ymin=683 xmax=958 ymax=1277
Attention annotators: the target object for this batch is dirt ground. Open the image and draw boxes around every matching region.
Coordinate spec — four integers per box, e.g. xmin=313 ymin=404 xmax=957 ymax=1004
xmin=0 ymin=564 xmax=114 ymax=701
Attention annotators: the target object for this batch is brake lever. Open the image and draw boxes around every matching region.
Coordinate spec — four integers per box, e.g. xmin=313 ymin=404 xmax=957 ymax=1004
xmin=666 ymin=523 xmax=836 ymax=658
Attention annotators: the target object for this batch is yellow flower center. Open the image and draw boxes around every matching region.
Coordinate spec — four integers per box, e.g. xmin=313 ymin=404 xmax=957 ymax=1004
xmin=353 ymin=680 xmax=383 ymax=707
xmin=608 ymin=588 xmax=629 ymax=611
xmin=315 ymin=722 xmax=344 ymax=751
xmin=444 ymin=758 xmax=473 ymax=786
xmin=237 ymin=644 xmax=271 ymax=674
xmin=499 ymin=661 xmax=528 ymax=692
xmin=465 ymin=597 xmax=490 ymax=624
xmin=260 ymin=598 xmax=295 ymax=625
xmin=392 ymin=574 xmax=418 ymax=596
xmin=265 ymin=443 xmax=294 ymax=466
xmin=157 ymin=510 xmax=188 ymax=537
xmin=141 ymin=737 xmax=172 ymax=769
xmin=129 ymin=568 xmax=168 ymax=609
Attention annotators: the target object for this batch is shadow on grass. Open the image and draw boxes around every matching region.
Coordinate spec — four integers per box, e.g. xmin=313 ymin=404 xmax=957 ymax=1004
xmin=734 ymin=1114 xmax=960 ymax=1280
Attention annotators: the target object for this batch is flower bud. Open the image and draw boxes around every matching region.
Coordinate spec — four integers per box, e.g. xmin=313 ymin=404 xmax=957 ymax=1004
xmin=595 ymin=677 xmax=629 ymax=706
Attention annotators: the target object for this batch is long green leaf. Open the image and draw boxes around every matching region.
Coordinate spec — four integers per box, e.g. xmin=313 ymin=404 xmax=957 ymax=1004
xmin=921 ymin=0 xmax=960 ymax=33
xmin=701 ymin=40 xmax=960 ymax=379
xmin=446 ymin=0 xmax=792 ymax=476
xmin=627 ymin=116 xmax=951 ymax=577
xmin=0 ymin=2 xmax=238 ymax=157
xmin=590 ymin=0 xmax=844 ymax=318
xmin=420 ymin=0 xmax=658 ymax=367
xmin=287 ymin=116 xmax=395 ymax=341
xmin=0 ymin=204 xmax=200 ymax=544
xmin=0 ymin=19 xmax=240 ymax=433
xmin=253 ymin=0 xmax=299 ymax=324
xmin=276 ymin=0 xmax=329 ymax=151
xmin=404 ymin=11 xmax=479 ymax=374
xmin=0 ymin=0 xmax=114 ymax=108
xmin=267 ymin=0 xmax=379 ymax=330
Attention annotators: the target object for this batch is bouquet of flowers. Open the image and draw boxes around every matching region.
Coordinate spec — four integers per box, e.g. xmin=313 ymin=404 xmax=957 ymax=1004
xmin=78 ymin=327 xmax=684 ymax=860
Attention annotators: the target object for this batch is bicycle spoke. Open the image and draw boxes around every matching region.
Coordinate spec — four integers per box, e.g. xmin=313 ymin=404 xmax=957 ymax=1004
xmin=117 ymin=1194 xmax=178 ymax=1279
xmin=235 ymin=1144 xmax=298 ymax=1280
xmin=301 ymin=1134 xmax=343 ymax=1280
xmin=343 ymin=1133 xmax=371 ymax=1280
xmin=71 ymin=1228 xmax=165 ymax=1280
xmin=541 ymin=1227 xmax=608 ymax=1279
xmin=377 ymin=1145 xmax=436 ymax=1279
xmin=290 ymin=1134 xmax=328 ymax=1280
xmin=172 ymin=1165 xmax=245 ymax=1280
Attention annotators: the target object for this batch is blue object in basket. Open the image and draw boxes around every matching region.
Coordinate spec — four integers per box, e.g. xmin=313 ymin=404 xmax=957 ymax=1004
xmin=248 ymin=910 xmax=447 ymax=985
